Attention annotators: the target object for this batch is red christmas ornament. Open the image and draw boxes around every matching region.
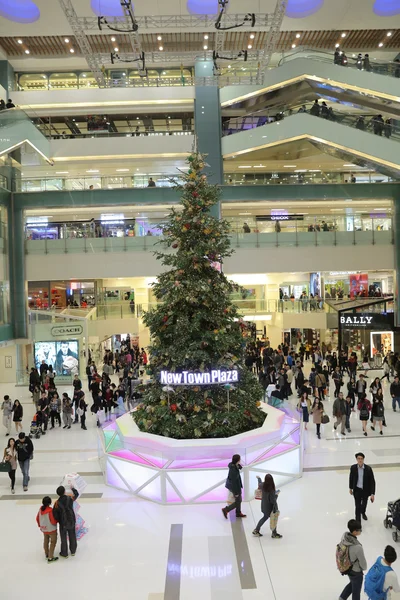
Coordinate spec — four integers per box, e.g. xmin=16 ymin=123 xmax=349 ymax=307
xmin=170 ymin=404 xmax=177 ymax=412
xmin=205 ymin=398 xmax=212 ymax=406
xmin=162 ymin=315 xmax=168 ymax=322
xmin=172 ymin=242 xmax=179 ymax=249
xmin=244 ymin=410 xmax=251 ymax=416
xmin=192 ymin=192 xmax=199 ymax=198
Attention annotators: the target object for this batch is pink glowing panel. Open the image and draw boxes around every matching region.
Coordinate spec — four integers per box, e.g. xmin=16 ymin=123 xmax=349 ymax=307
xmin=245 ymin=445 xmax=275 ymax=465
xmin=109 ymin=457 xmax=157 ymax=492
xmin=109 ymin=449 xmax=153 ymax=465
xmin=168 ymin=458 xmax=228 ymax=470
xmin=106 ymin=463 xmax=130 ymax=492
xmin=103 ymin=421 xmax=117 ymax=431
xmin=254 ymin=442 xmax=295 ymax=463
xmin=285 ymin=430 xmax=300 ymax=446
xmin=138 ymin=475 xmax=162 ymax=502
xmin=135 ymin=451 xmax=170 ymax=469
xmin=168 ymin=470 xmax=226 ymax=501
xmin=166 ymin=479 xmax=183 ymax=503
xmin=195 ymin=484 xmax=228 ymax=502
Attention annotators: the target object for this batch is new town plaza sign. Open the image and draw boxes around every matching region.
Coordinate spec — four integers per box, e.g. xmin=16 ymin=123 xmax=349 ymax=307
xmin=160 ymin=369 xmax=239 ymax=386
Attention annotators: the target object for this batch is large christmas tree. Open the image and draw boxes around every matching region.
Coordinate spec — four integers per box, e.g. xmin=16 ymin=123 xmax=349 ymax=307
xmin=133 ymin=152 xmax=265 ymax=439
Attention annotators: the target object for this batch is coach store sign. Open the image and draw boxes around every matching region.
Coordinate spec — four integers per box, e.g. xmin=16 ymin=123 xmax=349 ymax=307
xmin=51 ymin=325 xmax=83 ymax=337
xmin=339 ymin=313 xmax=394 ymax=330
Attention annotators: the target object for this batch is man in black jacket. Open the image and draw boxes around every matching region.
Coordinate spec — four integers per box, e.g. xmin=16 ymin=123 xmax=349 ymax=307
xmin=53 ymin=486 xmax=79 ymax=558
xmin=349 ymin=452 xmax=376 ymax=523
xmin=15 ymin=432 xmax=34 ymax=491
xmin=222 ymin=454 xmax=246 ymax=519
xmin=390 ymin=376 xmax=400 ymax=411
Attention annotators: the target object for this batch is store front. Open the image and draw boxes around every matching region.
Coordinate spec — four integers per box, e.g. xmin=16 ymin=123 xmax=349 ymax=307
xmin=339 ymin=311 xmax=395 ymax=358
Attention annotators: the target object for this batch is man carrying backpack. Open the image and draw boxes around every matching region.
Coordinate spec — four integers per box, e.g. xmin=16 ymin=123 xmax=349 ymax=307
xmin=365 ymin=545 xmax=399 ymax=599
xmin=53 ymin=485 xmax=79 ymax=558
xmin=337 ymin=519 xmax=367 ymax=600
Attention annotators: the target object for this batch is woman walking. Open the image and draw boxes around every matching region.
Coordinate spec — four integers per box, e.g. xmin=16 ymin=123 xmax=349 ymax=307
xmin=371 ymin=390 xmax=385 ymax=435
xmin=369 ymin=377 xmax=382 ymax=400
xmin=252 ymin=474 xmax=283 ymax=538
xmin=357 ymin=393 xmax=372 ymax=437
xmin=36 ymin=496 xmax=58 ymax=563
xmin=311 ymin=397 xmax=324 ymax=439
xmin=381 ymin=357 xmax=390 ymax=382
xmin=298 ymin=392 xmax=311 ymax=429
xmin=12 ymin=400 xmax=23 ymax=434
xmin=4 ymin=437 xmax=17 ymax=494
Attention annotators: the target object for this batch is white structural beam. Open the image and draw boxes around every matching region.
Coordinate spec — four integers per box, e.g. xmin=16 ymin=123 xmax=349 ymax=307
xmin=257 ymin=0 xmax=287 ymax=84
xmin=58 ymin=0 xmax=107 ymax=87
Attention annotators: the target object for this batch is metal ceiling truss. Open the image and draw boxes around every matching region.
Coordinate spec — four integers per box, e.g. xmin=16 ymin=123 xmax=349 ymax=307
xmin=107 ymin=1 xmax=145 ymax=70
xmin=257 ymin=0 xmax=287 ymax=84
xmin=58 ymin=0 xmax=107 ymax=88
xmin=100 ymin=50 xmax=262 ymax=66
xmin=79 ymin=13 xmax=275 ymax=32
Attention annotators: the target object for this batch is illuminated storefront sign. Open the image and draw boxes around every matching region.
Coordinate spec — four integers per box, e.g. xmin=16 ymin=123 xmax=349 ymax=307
xmin=339 ymin=313 xmax=394 ymax=329
xmin=160 ymin=369 xmax=239 ymax=385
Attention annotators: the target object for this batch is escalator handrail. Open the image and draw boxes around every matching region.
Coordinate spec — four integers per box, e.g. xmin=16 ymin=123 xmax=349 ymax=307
xmin=278 ymin=47 xmax=400 ymax=69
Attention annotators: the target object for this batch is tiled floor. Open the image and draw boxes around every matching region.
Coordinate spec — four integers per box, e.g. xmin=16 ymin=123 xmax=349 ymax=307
xmin=1 ymin=369 xmax=400 ymax=600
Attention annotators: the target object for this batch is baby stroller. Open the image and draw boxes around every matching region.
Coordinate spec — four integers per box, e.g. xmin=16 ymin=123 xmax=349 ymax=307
xmin=383 ymin=498 xmax=400 ymax=543
xmin=29 ymin=411 xmax=46 ymax=439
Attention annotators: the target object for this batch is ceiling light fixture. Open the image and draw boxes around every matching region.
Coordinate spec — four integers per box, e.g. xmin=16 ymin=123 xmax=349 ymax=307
xmin=157 ymin=35 xmax=162 ymax=41
xmin=227 ymin=64 xmax=231 ymax=69
xmin=291 ymin=44 xmax=296 ymax=48
xmin=204 ymin=34 xmax=209 ymax=40
xmin=86 ymin=169 xmax=99 ymax=173
xmin=159 ymin=45 xmax=163 ymax=51
xmin=25 ymin=49 xmax=30 ymax=54
xmin=204 ymin=45 xmax=208 ymax=50
xmin=335 ymin=43 xmax=340 ymax=48
xmin=248 ymin=44 xmax=252 ymax=49
xmin=17 ymin=39 xmax=23 ymax=44
xmin=341 ymin=32 xmax=346 ymax=38
xmin=238 ymin=165 xmax=252 ymax=168
xmin=114 ymin=47 xmax=119 ymax=52
xmin=111 ymin=36 xmax=116 ymax=42
xmin=250 ymin=33 xmax=255 ymax=39
xmin=378 ymin=42 xmax=383 ymax=47
xmin=64 ymin=38 xmax=69 ymax=43
xmin=283 ymin=164 xmax=297 ymax=167
xmin=387 ymin=32 xmax=392 ymax=36
xmin=116 ymin=169 xmax=129 ymax=172
xmin=70 ymin=48 xmax=75 ymax=53
xmin=56 ymin=171 xmax=69 ymax=174
xmin=295 ymin=33 xmax=301 ymax=38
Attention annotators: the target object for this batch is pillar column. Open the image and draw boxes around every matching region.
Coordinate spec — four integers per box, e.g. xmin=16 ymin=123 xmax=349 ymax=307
xmin=194 ymin=59 xmax=223 ymax=219
xmin=8 ymin=196 xmax=27 ymax=338
xmin=394 ymin=195 xmax=400 ymax=328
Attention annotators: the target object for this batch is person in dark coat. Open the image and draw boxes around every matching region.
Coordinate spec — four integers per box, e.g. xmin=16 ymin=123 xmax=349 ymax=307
xmin=252 ymin=474 xmax=282 ymax=538
xmin=53 ymin=485 xmax=79 ymax=558
xmin=363 ymin=53 xmax=371 ymax=72
xmin=222 ymin=454 xmax=246 ymax=519
xmin=349 ymin=452 xmax=376 ymax=523
xmin=310 ymin=99 xmax=320 ymax=117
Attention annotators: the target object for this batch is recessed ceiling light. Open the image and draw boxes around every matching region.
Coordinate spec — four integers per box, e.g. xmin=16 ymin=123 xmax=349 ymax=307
xmin=204 ymin=34 xmax=209 ymax=40
xmin=378 ymin=42 xmax=383 ymax=47
xmin=295 ymin=33 xmax=301 ymax=38
xmin=291 ymin=44 xmax=296 ymax=48
xmin=86 ymin=169 xmax=99 ymax=173
xmin=116 ymin=169 xmax=129 ymax=172
xmin=335 ymin=43 xmax=340 ymax=48
xmin=56 ymin=171 xmax=69 ymax=174
xmin=157 ymin=35 xmax=162 ymax=41
xmin=250 ymin=33 xmax=255 ymax=39
xmin=64 ymin=38 xmax=69 ymax=43
xmin=341 ymin=32 xmax=346 ymax=38
xmin=387 ymin=32 xmax=392 ymax=37
xmin=228 ymin=64 xmax=231 ymax=69
xmin=238 ymin=165 xmax=252 ymax=168
xmin=248 ymin=44 xmax=252 ymax=49
xmin=159 ymin=46 xmax=163 ymax=51
xmin=17 ymin=39 xmax=23 ymax=44
xmin=114 ymin=47 xmax=119 ymax=52
xmin=111 ymin=36 xmax=116 ymax=42
xmin=283 ymin=164 xmax=297 ymax=167
xmin=122 ymin=72 xmax=126 ymax=76
xmin=25 ymin=49 xmax=30 ymax=54
xmin=70 ymin=48 xmax=75 ymax=53
xmin=204 ymin=45 xmax=208 ymax=50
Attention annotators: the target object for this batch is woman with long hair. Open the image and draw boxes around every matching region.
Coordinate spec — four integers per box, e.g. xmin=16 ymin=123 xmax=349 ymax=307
xmin=311 ymin=397 xmax=324 ymax=439
xmin=12 ymin=400 xmax=23 ymax=433
xmin=36 ymin=496 xmax=58 ymax=563
xmin=4 ymin=437 xmax=17 ymax=494
xmin=252 ymin=474 xmax=283 ymax=539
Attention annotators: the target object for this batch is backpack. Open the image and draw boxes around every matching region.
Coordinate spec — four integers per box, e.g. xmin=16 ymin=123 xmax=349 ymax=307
xmin=336 ymin=542 xmax=353 ymax=575
xmin=360 ymin=403 xmax=369 ymax=419
xmin=364 ymin=557 xmax=392 ymax=600
xmin=54 ymin=498 xmax=75 ymax=530
xmin=376 ymin=403 xmax=384 ymax=418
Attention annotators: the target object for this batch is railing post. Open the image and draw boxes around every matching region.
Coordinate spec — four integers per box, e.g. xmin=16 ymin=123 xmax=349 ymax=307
xmin=352 ymin=216 xmax=356 ymax=245
xmin=84 ymin=236 xmax=87 ymax=253
xmin=372 ymin=218 xmax=375 ymax=245
xmin=295 ymin=218 xmax=298 ymax=247
xmin=64 ymin=232 xmax=68 ymax=253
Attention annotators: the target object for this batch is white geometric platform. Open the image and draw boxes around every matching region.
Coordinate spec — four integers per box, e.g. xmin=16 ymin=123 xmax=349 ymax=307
xmin=98 ymin=404 xmax=303 ymax=504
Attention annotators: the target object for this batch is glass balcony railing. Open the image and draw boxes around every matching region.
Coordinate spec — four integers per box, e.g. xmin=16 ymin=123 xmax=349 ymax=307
xmin=223 ymin=105 xmax=400 ymax=141
xmin=223 ymin=171 xmax=395 ymax=185
xmin=16 ymin=173 xmax=185 ymax=192
xmin=278 ymin=49 xmax=400 ymax=79
xmin=34 ymin=127 xmax=194 ymax=141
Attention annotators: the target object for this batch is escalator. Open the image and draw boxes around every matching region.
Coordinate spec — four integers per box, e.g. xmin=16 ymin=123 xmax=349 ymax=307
xmin=0 ymin=108 xmax=52 ymax=163
xmin=221 ymin=51 xmax=400 ymax=119
xmin=221 ymin=112 xmax=400 ymax=178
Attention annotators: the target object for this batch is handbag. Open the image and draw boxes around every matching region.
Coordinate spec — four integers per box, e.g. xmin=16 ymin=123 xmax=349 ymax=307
xmin=0 ymin=460 xmax=11 ymax=473
xmin=322 ymin=414 xmax=330 ymax=424
xmin=254 ymin=488 xmax=262 ymax=500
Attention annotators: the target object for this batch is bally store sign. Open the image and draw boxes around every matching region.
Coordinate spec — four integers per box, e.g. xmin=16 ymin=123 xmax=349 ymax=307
xmin=339 ymin=313 xmax=394 ymax=330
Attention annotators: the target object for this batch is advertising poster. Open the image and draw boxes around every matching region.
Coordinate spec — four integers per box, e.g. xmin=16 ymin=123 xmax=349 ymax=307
xmin=349 ymin=273 xmax=368 ymax=298
xmin=370 ymin=331 xmax=393 ymax=358
xmin=310 ymin=272 xmax=321 ymax=297
xmin=35 ymin=340 xmax=79 ymax=376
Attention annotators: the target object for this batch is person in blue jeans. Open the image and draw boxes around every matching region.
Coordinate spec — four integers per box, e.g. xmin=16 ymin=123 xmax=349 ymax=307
xmin=339 ymin=519 xmax=367 ymax=600
xmin=15 ymin=432 xmax=34 ymax=491
xmin=390 ymin=376 xmax=400 ymax=411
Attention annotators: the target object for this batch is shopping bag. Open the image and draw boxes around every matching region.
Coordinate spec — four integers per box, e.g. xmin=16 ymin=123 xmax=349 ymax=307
xmin=254 ymin=488 xmax=262 ymax=500
xmin=269 ymin=510 xmax=280 ymax=531
xmin=227 ymin=491 xmax=236 ymax=505
xmin=322 ymin=414 xmax=330 ymax=424
xmin=61 ymin=473 xmax=87 ymax=495
xmin=0 ymin=461 xmax=11 ymax=473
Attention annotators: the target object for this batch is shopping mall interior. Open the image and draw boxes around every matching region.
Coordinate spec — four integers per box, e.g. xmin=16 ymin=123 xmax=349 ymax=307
xmin=1 ymin=1 xmax=400 ymax=599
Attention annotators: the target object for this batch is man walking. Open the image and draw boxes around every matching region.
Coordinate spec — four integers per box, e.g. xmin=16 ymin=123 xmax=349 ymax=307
xmin=53 ymin=485 xmax=79 ymax=558
xmin=222 ymin=454 xmax=246 ymax=519
xmin=356 ymin=374 xmax=367 ymax=401
xmin=338 ymin=519 xmax=367 ymax=600
xmin=1 ymin=395 xmax=13 ymax=436
xmin=333 ymin=392 xmax=347 ymax=435
xmin=390 ymin=375 xmax=400 ymax=412
xmin=365 ymin=545 xmax=399 ymax=599
xmin=349 ymin=452 xmax=376 ymax=523
xmin=15 ymin=432 xmax=34 ymax=491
